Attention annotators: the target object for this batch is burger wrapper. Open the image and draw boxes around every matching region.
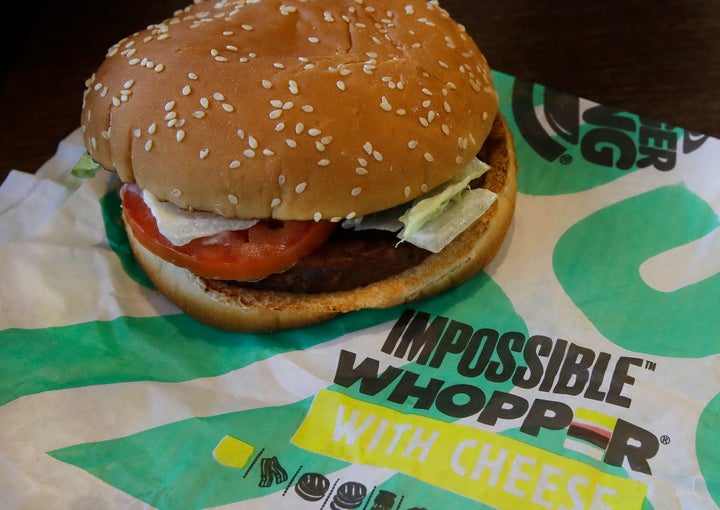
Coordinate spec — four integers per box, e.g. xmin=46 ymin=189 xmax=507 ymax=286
xmin=2 ymin=71 xmax=720 ymax=510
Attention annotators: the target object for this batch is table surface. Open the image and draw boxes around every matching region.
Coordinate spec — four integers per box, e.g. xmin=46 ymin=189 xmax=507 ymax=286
xmin=1 ymin=0 xmax=718 ymax=183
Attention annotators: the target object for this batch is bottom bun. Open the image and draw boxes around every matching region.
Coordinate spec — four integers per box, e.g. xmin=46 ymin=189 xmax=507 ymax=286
xmin=125 ymin=114 xmax=518 ymax=333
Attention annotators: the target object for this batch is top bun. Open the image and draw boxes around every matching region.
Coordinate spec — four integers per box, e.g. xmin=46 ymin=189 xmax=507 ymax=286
xmin=81 ymin=0 xmax=498 ymax=221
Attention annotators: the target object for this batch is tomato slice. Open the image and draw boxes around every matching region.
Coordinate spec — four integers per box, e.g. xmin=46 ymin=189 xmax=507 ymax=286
xmin=120 ymin=184 xmax=336 ymax=281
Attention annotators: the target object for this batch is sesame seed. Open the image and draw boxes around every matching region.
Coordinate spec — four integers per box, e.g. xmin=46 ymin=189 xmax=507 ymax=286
xmin=263 ymin=149 xmax=275 ymax=156
xmin=188 ymin=72 xmax=198 ymax=80
xmin=351 ymin=187 xmax=362 ymax=196
xmin=373 ymin=151 xmax=383 ymax=161
xmin=274 ymin=62 xmax=285 ymax=69
xmin=270 ymin=99 xmax=283 ymax=108
xmin=380 ymin=96 xmax=392 ymax=111
xmin=289 ymin=80 xmax=299 ymax=94
xmin=244 ymin=149 xmax=256 ymax=158
xmin=148 ymin=123 xmax=157 ymax=135
xmin=222 ymin=103 xmax=234 ymax=112
xmin=228 ymin=194 xmax=239 ymax=205
xmin=275 ymin=122 xmax=286 ymax=131
xmin=200 ymin=149 xmax=209 ymax=159
xmin=123 ymin=79 xmax=135 ymax=88
xmin=301 ymin=105 xmax=314 ymax=113
xmin=133 ymin=128 xmax=141 ymax=138
xmin=237 ymin=129 xmax=245 ymax=139
xmin=229 ymin=160 xmax=241 ymax=169
xmin=154 ymin=64 xmax=165 ymax=72
xmin=422 ymin=88 xmax=433 ymax=96
xmin=192 ymin=111 xmax=205 ymax=118
xmin=346 ymin=212 xmax=357 ymax=220
xmin=165 ymin=112 xmax=177 ymax=121
xmin=278 ymin=175 xmax=286 ymax=185
xmin=262 ymin=79 xmax=273 ymax=89
xmin=408 ymin=140 xmax=419 ymax=149
xmin=363 ymin=142 xmax=373 ymax=155
xmin=318 ymin=159 xmax=331 ymax=166
xmin=356 ymin=167 xmax=368 ymax=175
xmin=176 ymin=130 xmax=186 ymax=142
xmin=283 ymin=101 xmax=294 ymax=110
xmin=271 ymin=198 xmax=282 ymax=208
xmin=241 ymin=24 xmax=253 ymax=31
xmin=424 ymin=152 xmax=434 ymax=162
xmin=358 ymin=157 xmax=368 ymax=167
xmin=286 ymin=139 xmax=297 ymax=148
xmin=248 ymin=136 xmax=258 ymax=149
xmin=200 ymin=97 xmax=209 ymax=109
xmin=308 ymin=128 xmax=321 ymax=137
xmin=337 ymin=80 xmax=346 ymax=91
xmin=295 ymin=182 xmax=307 ymax=193
xmin=144 ymin=140 xmax=153 ymax=152
xmin=442 ymin=124 xmax=451 ymax=135
xmin=269 ymin=109 xmax=283 ymax=119
xmin=171 ymin=189 xmax=182 ymax=198
xmin=295 ymin=123 xmax=305 ymax=134
xmin=321 ymin=136 xmax=333 ymax=145
xmin=213 ymin=92 xmax=225 ymax=101
xmin=182 ymin=85 xmax=192 ymax=96
xmin=314 ymin=212 xmax=323 ymax=221
xmin=396 ymin=109 xmax=407 ymax=116
xmin=111 ymin=97 xmax=120 ymax=107
xmin=315 ymin=141 xmax=326 ymax=152
xmin=308 ymin=36 xmax=320 ymax=43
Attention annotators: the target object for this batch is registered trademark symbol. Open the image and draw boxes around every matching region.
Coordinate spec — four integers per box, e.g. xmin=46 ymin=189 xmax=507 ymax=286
xmin=559 ymin=154 xmax=573 ymax=165
xmin=660 ymin=435 xmax=671 ymax=445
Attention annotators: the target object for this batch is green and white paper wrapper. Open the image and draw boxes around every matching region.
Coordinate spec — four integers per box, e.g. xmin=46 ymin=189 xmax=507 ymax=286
xmin=2 ymin=72 xmax=720 ymax=510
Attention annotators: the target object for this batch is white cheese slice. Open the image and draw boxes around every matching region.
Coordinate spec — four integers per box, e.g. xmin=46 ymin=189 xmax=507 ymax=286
xmin=142 ymin=190 xmax=258 ymax=246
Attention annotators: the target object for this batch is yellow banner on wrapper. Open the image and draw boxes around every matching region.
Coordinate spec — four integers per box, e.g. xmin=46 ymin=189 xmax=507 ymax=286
xmin=292 ymin=390 xmax=647 ymax=509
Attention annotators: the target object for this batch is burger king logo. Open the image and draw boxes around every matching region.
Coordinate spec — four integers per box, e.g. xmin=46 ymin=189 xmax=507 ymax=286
xmin=510 ymin=78 xmax=709 ymax=172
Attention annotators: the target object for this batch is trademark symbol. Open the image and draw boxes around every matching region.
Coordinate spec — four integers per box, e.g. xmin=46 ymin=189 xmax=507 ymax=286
xmin=559 ymin=154 xmax=573 ymax=165
xmin=644 ymin=360 xmax=657 ymax=371
xmin=660 ymin=435 xmax=671 ymax=445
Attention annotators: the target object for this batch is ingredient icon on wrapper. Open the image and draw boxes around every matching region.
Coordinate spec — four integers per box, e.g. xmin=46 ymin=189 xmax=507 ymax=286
xmin=295 ymin=472 xmax=330 ymax=502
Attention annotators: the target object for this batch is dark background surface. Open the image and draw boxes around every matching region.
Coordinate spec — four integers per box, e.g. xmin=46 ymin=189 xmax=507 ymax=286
xmin=1 ymin=0 xmax=718 ymax=182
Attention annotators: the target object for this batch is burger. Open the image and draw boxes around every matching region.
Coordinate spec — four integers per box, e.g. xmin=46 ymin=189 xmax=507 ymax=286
xmin=78 ymin=0 xmax=518 ymax=332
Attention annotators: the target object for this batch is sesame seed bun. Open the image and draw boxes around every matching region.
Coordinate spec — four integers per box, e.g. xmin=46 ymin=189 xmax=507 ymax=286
xmin=123 ymin=113 xmax=517 ymax=332
xmin=81 ymin=0 xmax=499 ymax=221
